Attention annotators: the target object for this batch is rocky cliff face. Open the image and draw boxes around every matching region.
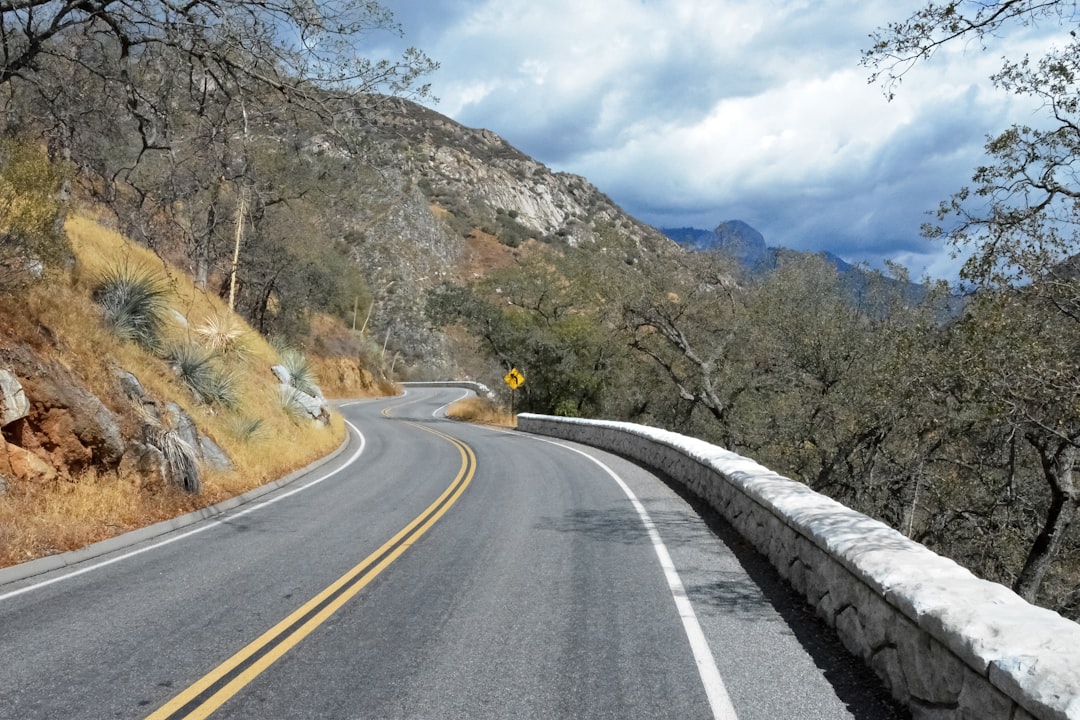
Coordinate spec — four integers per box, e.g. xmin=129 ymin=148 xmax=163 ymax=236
xmin=337 ymin=98 xmax=680 ymax=375
xmin=334 ymin=98 xmax=682 ymax=375
xmin=363 ymin=98 xmax=673 ymax=254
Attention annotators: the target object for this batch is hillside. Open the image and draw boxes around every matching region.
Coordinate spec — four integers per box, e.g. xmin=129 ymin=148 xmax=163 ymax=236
xmin=1 ymin=81 xmax=1077 ymax=622
xmin=329 ymin=96 xmax=685 ymax=374
xmin=0 ymin=94 xmax=691 ymax=566
xmin=0 ymin=212 xmax=387 ymax=566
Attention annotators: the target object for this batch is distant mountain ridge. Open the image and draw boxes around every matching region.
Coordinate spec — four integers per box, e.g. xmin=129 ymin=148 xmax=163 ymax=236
xmin=661 ymin=220 xmax=853 ymax=274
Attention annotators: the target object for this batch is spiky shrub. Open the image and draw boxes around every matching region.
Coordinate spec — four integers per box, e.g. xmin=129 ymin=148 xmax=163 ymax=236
xmin=164 ymin=342 xmax=238 ymax=409
xmin=276 ymin=346 xmax=319 ymax=397
xmin=195 ymin=312 xmax=250 ymax=361
xmin=160 ymin=428 xmax=200 ymax=493
xmin=137 ymin=406 xmax=201 ymax=494
xmin=279 ymin=385 xmax=312 ymax=421
xmin=224 ymin=414 xmax=266 ymax=443
xmin=92 ymin=263 xmax=169 ymax=354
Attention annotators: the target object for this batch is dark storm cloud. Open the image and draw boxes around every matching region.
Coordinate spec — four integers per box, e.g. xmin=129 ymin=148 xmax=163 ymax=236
xmin=376 ymin=0 xmax=1061 ymax=277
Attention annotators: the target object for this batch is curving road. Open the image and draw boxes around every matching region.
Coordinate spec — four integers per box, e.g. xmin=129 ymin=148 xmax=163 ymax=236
xmin=0 ymin=387 xmax=906 ymax=719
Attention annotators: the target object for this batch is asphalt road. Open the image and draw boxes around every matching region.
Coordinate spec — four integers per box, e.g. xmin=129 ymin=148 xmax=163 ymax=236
xmin=0 ymin=387 xmax=907 ymax=719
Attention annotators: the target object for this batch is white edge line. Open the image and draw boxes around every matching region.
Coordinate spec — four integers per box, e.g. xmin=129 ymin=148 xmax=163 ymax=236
xmin=0 ymin=420 xmax=368 ymax=603
xmin=530 ymin=434 xmax=739 ymax=720
xmin=433 ymin=389 xmax=473 ymax=418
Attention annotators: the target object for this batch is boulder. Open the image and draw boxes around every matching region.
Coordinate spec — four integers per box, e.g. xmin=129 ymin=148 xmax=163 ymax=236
xmin=164 ymin=401 xmax=232 ymax=472
xmin=0 ymin=347 xmax=126 ymax=473
xmin=165 ymin=402 xmax=199 ymax=453
xmin=199 ymin=433 xmax=233 ymax=472
xmin=280 ymin=385 xmax=331 ymax=426
xmin=118 ymin=442 xmax=167 ymax=489
xmin=3 ymin=439 xmax=58 ymax=483
xmin=270 ymin=365 xmax=292 ymax=385
xmin=0 ymin=369 xmax=29 ymax=427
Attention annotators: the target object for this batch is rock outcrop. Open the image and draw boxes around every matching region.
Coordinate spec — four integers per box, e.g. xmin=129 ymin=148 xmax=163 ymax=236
xmin=271 ymin=365 xmax=331 ymax=426
xmin=115 ymin=370 xmax=233 ymax=491
xmin=0 ymin=369 xmax=28 ymax=427
xmin=335 ymin=96 xmax=683 ymax=374
xmin=0 ymin=343 xmax=234 ymax=495
xmin=0 ymin=347 xmax=125 ymax=477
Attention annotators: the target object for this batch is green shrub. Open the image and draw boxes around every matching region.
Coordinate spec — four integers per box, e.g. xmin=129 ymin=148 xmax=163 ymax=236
xmin=0 ymin=139 xmax=71 ymax=290
xmin=164 ymin=342 xmax=238 ymax=408
xmin=92 ymin=263 xmax=170 ymax=353
xmin=224 ymin=414 xmax=266 ymax=443
xmin=279 ymin=386 xmax=312 ymax=421
xmin=276 ymin=345 xmax=319 ymax=396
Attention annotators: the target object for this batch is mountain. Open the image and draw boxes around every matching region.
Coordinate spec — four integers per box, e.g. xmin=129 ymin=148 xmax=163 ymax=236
xmin=333 ymin=97 xmax=683 ymax=371
xmin=663 ymin=221 xmax=768 ymax=268
xmin=662 ymin=220 xmax=948 ymax=312
xmin=662 ymin=220 xmax=853 ymax=274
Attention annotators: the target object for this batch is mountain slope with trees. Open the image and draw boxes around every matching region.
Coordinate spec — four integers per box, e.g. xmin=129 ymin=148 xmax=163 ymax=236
xmin=1 ymin=0 xmax=1079 ymax=626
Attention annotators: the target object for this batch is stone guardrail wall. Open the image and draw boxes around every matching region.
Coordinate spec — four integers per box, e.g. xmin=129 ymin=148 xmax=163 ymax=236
xmin=517 ymin=413 xmax=1080 ymax=720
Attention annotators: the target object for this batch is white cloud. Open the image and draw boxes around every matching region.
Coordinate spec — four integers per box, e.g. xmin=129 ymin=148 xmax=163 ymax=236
xmin=380 ymin=0 xmax=1072 ymax=277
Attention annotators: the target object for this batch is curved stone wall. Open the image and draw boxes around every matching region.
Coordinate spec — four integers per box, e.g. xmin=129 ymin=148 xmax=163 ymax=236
xmin=517 ymin=413 xmax=1080 ymax=720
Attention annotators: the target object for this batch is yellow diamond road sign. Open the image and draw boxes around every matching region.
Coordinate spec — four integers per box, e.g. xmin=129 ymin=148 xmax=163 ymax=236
xmin=504 ymin=368 xmax=525 ymax=390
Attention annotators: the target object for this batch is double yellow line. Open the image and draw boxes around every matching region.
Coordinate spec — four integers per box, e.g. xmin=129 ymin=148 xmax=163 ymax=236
xmin=147 ymin=423 xmax=477 ymax=720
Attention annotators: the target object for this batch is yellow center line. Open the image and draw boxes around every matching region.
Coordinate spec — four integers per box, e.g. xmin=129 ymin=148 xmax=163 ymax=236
xmin=146 ymin=423 xmax=477 ymax=720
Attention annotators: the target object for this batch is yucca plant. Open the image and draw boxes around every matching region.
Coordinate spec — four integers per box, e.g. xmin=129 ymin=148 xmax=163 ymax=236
xmin=164 ymin=342 xmax=238 ymax=409
xmin=159 ymin=428 xmax=200 ymax=493
xmin=276 ymin=346 xmax=319 ymax=397
xmin=137 ymin=406 xmax=200 ymax=494
xmin=92 ymin=263 xmax=169 ymax=354
xmin=195 ymin=312 xmax=250 ymax=361
xmin=224 ymin=413 xmax=266 ymax=443
xmin=279 ymin=385 xmax=312 ymax=421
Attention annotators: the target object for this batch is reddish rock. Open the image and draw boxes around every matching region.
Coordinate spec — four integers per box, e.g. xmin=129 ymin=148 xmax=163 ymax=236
xmin=0 ymin=346 xmax=125 ymax=476
xmin=3 ymin=439 xmax=58 ymax=483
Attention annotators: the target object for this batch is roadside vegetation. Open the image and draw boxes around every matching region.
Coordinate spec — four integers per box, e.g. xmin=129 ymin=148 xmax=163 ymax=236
xmin=0 ymin=214 xmax=354 ymax=566
xmin=431 ymin=215 xmax=1080 ymax=621
xmin=0 ymin=1 xmax=424 ymax=565
xmin=425 ymin=1 xmax=1080 ymax=621
xmin=445 ymin=396 xmax=516 ymax=428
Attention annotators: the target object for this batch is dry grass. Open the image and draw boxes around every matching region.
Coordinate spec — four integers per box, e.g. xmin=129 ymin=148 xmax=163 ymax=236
xmin=0 ymin=470 xmax=206 ymax=566
xmin=445 ymin=396 xmax=516 ymax=427
xmin=310 ymin=355 xmax=397 ymax=398
xmin=0 ymin=213 xmax=351 ymax=567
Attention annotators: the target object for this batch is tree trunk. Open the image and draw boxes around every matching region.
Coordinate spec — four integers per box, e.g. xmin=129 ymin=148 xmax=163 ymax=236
xmin=1013 ymin=443 xmax=1079 ymax=603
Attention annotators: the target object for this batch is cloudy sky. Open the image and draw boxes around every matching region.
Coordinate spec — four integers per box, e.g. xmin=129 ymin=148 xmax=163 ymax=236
xmin=369 ymin=1 xmax=1060 ymax=278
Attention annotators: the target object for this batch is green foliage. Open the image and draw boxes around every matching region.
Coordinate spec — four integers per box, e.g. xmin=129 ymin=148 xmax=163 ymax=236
xmin=275 ymin=344 xmax=319 ymax=397
xmin=92 ymin=263 xmax=170 ymax=354
xmin=494 ymin=208 xmax=535 ymax=247
xmin=428 ymin=253 xmax=631 ymax=417
xmin=224 ymin=414 xmax=267 ymax=443
xmin=0 ymin=139 xmax=70 ymax=289
xmin=164 ymin=342 xmax=239 ymax=409
xmin=865 ymin=0 xmax=1080 ymax=610
xmin=215 ymin=142 xmax=374 ymax=344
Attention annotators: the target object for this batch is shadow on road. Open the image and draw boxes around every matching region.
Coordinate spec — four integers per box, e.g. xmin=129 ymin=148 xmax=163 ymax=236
xmin=534 ymin=469 xmax=909 ymax=720
xmin=662 ymin=469 xmax=911 ymax=720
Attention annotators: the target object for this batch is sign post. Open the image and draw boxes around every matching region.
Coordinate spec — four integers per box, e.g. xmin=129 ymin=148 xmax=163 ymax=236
xmin=503 ymin=367 xmax=525 ymax=416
